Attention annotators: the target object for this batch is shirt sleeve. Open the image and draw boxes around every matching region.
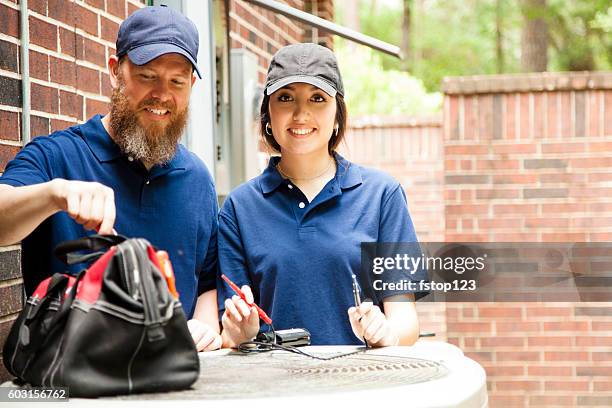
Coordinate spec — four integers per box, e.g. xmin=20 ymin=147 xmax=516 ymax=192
xmin=0 ymin=138 xmax=55 ymax=186
xmin=375 ymin=184 xmax=429 ymax=301
xmin=197 ymin=182 xmax=219 ymax=295
xmin=216 ymin=200 xmax=253 ymax=319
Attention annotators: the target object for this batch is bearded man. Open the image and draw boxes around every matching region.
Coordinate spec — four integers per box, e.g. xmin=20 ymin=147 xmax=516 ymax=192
xmin=0 ymin=6 xmax=222 ymax=351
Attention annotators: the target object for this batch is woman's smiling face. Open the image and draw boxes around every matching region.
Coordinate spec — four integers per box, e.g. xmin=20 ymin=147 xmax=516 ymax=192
xmin=268 ymin=82 xmax=337 ymax=157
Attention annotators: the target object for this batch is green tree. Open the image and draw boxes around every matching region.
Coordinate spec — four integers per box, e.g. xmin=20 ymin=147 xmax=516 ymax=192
xmin=521 ymin=0 xmax=549 ymax=72
xmin=347 ymin=0 xmax=522 ymax=91
xmin=547 ymin=0 xmax=612 ymax=71
xmin=333 ymin=0 xmax=611 ymax=113
xmin=335 ymin=38 xmax=441 ymax=116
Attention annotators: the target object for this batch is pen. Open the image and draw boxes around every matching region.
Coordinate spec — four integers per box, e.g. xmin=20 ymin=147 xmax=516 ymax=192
xmin=351 ymin=274 xmax=361 ymax=307
xmin=352 ymin=274 xmax=369 ymax=348
xmin=221 ymin=274 xmax=273 ymax=325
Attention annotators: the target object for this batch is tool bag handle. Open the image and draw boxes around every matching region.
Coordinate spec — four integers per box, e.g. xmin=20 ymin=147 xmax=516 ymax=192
xmin=54 ymin=234 xmax=127 ymax=265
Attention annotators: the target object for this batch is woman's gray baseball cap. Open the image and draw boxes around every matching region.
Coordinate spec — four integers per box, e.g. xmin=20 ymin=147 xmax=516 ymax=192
xmin=264 ymin=43 xmax=344 ymax=97
xmin=116 ymin=5 xmax=202 ymax=78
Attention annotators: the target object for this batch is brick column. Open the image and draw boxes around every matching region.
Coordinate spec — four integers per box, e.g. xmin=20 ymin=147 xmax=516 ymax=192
xmin=442 ymin=72 xmax=612 ymax=242
xmin=442 ymin=72 xmax=612 ymax=407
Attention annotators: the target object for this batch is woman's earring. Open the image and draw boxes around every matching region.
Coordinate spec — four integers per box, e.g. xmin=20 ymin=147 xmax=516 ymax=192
xmin=265 ymin=122 xmax=273 ymax=136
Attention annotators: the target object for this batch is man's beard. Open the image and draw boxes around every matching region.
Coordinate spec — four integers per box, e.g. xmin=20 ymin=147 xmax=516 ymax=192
xmin=109 ymin=80 xmax=189 ymax=166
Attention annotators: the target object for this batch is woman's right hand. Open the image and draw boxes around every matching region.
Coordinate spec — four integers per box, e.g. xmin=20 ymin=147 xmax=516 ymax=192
xmin=221 ymin=285 xmax=260 ymax=348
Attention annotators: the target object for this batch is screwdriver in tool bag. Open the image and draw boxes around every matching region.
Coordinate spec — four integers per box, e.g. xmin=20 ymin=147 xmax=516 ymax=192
xmin=156 ymin=250 xmax=179 ymax=299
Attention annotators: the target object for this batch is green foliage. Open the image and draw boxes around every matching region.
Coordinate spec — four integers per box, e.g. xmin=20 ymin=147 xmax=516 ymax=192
xmin=414 ymin=0 xmax=521 ymax=90
xmin=546 ymin=0 xmax=611 ymax=70
xmin=592 ymin=5 xmax=612 ymax=32
xmin=358 ymin=3 xmax=403 ymax=71
xmin=335 ymin=38 xmax=442 ymax=116
xmin=348 ymin=0 xmax=522 ymax=91
xmin=334 ymin=0 xmax=611 ymax=97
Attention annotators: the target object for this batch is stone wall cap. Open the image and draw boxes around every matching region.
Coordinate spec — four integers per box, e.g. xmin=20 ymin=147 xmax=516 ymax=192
xmin=349 ymin=114 xmax=442 ymax=129
xmin=442 ymin=71 xmax=612 ymax=95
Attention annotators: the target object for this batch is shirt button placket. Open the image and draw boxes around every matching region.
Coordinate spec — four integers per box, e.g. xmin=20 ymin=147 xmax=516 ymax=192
xmin=298 ymin=202 xmax=305 ymax=209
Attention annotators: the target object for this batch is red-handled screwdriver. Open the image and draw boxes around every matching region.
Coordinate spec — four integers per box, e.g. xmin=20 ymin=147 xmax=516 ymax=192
xmin=221 ymin=274 xmax=273 ymax=325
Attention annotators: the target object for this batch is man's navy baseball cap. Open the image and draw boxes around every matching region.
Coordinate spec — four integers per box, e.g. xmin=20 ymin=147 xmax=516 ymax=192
xmin=116 ymin=5 xmax=202 ymax=78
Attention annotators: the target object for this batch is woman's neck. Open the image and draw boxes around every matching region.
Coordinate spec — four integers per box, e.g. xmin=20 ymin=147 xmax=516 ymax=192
xmin=277 ymin=151 xmax=336 ymax=203
xmin=277 ymin=151 xmax=334 ymax=181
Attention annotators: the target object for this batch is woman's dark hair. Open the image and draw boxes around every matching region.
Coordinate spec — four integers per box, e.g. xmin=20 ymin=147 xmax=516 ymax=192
xmin=259 ymin=92 xmax=348 ymax=155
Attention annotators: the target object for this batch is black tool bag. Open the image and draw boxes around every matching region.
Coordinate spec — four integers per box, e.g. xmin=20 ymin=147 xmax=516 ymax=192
xmin=2 ymin=235 xmax=199 ymax=397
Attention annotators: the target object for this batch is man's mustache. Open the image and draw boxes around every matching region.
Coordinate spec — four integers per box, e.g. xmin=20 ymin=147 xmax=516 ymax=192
xmin=138 ymin=99 xmax=176 ymax=112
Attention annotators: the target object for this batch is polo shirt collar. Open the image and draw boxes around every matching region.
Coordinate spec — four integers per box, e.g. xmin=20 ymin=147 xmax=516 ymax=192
xmin=335 ymin=153 xmax=363 ymax=189
xmin=259 ymin=156 xmax=284 ymax=194
xmin=80 ymin=115 xmax=122 ymax=163
xmin=259 ymin=153 xmax=362 ymax=195
xmin=80 ymin=114 xmax=186 ymax=171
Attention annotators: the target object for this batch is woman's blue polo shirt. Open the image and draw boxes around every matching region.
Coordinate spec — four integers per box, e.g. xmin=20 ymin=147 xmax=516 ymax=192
xmin=0 ymin=115 xmax=218 ymax=318
xmin=218 ymin=154 xmax=427 ymax=345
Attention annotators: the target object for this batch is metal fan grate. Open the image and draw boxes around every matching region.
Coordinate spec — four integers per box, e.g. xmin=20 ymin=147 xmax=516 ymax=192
xmin=116 ymin=351 xmax=448 ymax=400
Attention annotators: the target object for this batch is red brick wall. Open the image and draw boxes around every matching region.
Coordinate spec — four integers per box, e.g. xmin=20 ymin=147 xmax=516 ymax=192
xmin=0 ymin=0 xmax=146 ymax=382
xmin=228 ymin=0 xmax=334 ymax=84
xmin=443 ymin=72 xmax=612 ymax=243
xmin=443 ymin=72 xmax=612 ymax=407
xmin=448 ymin=302 xmax=612 ymax=407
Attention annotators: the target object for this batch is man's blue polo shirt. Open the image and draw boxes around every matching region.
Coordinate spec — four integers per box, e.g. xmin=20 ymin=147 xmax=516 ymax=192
xmin=218 ymin=154 xmax=427 ymax=345
xmin=0 ymin=115 xmax=218 ymax=318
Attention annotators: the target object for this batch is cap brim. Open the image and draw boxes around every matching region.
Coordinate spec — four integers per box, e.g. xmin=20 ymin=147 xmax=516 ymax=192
xmin=266 ymin=75 xmax=337 ymax=97
xmin=127 ymin=43 xmax=202 ymax=79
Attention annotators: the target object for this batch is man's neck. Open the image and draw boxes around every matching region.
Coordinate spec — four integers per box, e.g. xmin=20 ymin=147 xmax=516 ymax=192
xmin=101 ymin=113 xmax=114 ymax=140
xmin=100 ymin=113 xmax=154 ymax=171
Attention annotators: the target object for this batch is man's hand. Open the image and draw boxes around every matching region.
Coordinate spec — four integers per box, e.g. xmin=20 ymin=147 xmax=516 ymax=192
xmin=187 ymin=319 xmax=222 ymax=351
xmin=348 ymin=301 xmax=399 ymax=347
xmin=221 ymin=285 xmax=260 ymax=348
xmin=49 ymin=178 xmax=116 ymax=234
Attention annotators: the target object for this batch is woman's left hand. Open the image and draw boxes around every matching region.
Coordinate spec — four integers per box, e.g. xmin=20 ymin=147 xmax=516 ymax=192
xmin=348 ymin=301 xmax=399 ymax=347
xmin=187 ymin=319 xmax=223 ymax=351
